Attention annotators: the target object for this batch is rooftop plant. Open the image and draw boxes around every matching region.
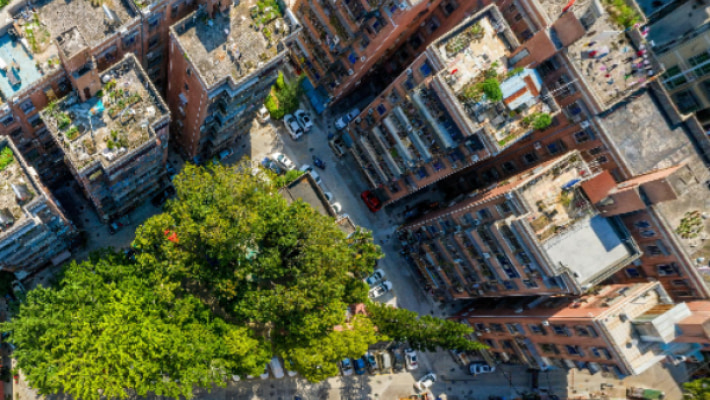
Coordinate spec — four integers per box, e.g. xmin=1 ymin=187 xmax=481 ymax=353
xmin=603 ymin=0 xmax=640 ymax=28
xmin=0 ymin=147 xmax=14 ymax=171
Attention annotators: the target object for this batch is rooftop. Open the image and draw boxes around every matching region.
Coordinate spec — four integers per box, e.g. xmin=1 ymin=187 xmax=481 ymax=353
xmin=278 ymin=173 xmax=337 ymax=218
xmin=174 ymin=1 xmax=294 ymax=87
xmin=647 ymin=1 xmax=710 ymax=51
xmin=40 ymin=54 xmax=168 ymax=172
xmin=599 ymin=90 xmax=693 ymax=175
xmin=431 ymin=14 xmax=551 ymax=151
xmin=0 ymin=139 xmax=37 ymax=233
xmin=0 ymin=33 xmax=50 ymax=100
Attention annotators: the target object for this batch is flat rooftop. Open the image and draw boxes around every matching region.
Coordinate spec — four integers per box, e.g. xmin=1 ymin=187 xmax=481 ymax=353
xmin=515 ymin=152 xmax=595 ymax=242
xmin=41 ymin=55 xmax=168 ymax=172
xmin=0 ymin=139 xmax=38 ymax=232
xmin=599 ymin=90 xmax=693 ymax=175
xmin=279 ymin=173 xmax=336 ymax=218
xmin=647 ymin=1 xmax=710 ymax=49
xmin=0 ymin=33 xmax=49 ymax=100
xmin=174 ymin=2 xmax=293 ymax=87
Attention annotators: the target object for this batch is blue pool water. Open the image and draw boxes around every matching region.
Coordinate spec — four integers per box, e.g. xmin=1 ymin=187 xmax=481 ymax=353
xmin=0 ymin=34 xmax=43 ymax=99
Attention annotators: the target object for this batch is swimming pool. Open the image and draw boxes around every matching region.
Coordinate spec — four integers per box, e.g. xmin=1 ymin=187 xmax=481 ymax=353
xmin=0 ymin=34 xmax=43 ymax=99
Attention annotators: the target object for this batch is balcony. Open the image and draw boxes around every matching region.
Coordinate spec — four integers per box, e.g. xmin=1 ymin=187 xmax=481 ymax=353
xmin=370 ymin=125 xmax=404 ymax=177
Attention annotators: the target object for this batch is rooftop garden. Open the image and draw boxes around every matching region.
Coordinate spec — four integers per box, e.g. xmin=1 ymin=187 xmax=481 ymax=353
xmin=251 ymin=0 xmax=283 ymax=28
xmin=444 ymin=22 xmax=486 ymax=58
xmin=0 ymin=146 xmax=14 ymax=171
xmin=23 ymin=13 xmax=51 ymax=53
xmin=603 ymin=0 xmax=640 ymax=29
xmin=676 ymin=210 xmax=703 ymax=239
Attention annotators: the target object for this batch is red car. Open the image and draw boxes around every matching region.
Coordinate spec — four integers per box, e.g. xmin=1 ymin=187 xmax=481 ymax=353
xmin=360 ymin=190 xmax=382 ymax=212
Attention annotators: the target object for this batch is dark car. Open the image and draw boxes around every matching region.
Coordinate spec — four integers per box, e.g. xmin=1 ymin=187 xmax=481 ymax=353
xmin=261 ymin=157 xmax=284 ymax=175
xmin=360 ymin=190 xmax=382 ymax=213
xmin=392 ymin=349 xmax=405 ymax=372
xmin=108 ymin=215 xmax=130 ymax=235
xmin=354 ymin=357 xmax=366 ymax=375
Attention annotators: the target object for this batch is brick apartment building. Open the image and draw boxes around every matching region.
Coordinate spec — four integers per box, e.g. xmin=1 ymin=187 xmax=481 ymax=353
xmin=291 ymin=0 xmax=494 ymax=111
xmin=0 ymin=136 xmax=74 ymax=274
xmin=166 ymin=0 xmax=301 ymax=161
xmin=0 ymin=0 xmax=192 ymax=188
xmin=39 ymin=51 xmax=170 ymax=222
xmin=398 ymin=151 xmax=640 ymax=300
xmin=455 ymin=281 xmax=710 ymax=378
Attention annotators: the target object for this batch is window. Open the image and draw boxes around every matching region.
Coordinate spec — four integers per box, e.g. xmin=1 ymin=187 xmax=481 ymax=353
xmin=497 ymin=201 xmax=512 ymax=215
xmin=672 ymin=279 xmax=689 ymax=287
xmin=502 ymin=161 xmax=517 ymax=173
xmin=186 ymin=68 xmax=192 ymax=76
xmin=673 ymin=90 xmax=700 ymax=114
xmin=663 ymin=65 xmax=688 ymax=89
xmin=148 ymin=14 xmax=163 ymax=31
xmin=184 ymin=83 xmax=189 ymax=92
xmin=537 ymin=59 xmax=559 ymax=78
xmin=9 ymin=128 xmax=22 ymax=137
xmin=539 ymin=343 xmax=559 ymax=354
xmin=19 ymin=99 xmax=35 ymax=114
xmin=689 ymin=53 xmax=710 ymax=77
xmin=594 ymin=155 xmax=609 ymax=164
xmin=439 ymin=0 xmax=458 ymax=16
xmin=523 ymin=279 xmax=538 ymax=288
xmin=1 ymin=115 xmax=15 ymax=126
xmin=509 ymin=49 xmax=529 ymax=65
xmin=426 ymin=16 xmax=440 ymax=34
xmin=634 ymin=220 xmax=651 ymax=228
xmin=588 ymin=146 xmax=604 ymax=156
xmin=490 ymin=323 xmax=504 ymax=332
xmin=522 ymin=151 xmax=538 ymax=165
xmin=646 ymin=245 xmax=663 ymax=256
xmin=625 ymin=267 xmax=641 ymax=278
xmin=376 ymin=104 xmax=387 ymax=115
xmin=547 ymin=141 xmax=563 ymax=155
xmin=507 ymin=4 xmax=517 ymax=13
xmin=477 ymin=208 xmax=492 ymax=219
xmin=123 ymin=33 xmax=137 ymax=47
xmin=565 ymin=345 xmax=580 ymax=355
xmin=574 ymin=325 xmax=597 ymax=337
xmin=148 ymin=34 xmax=160 ymax=49
xmin=506 ymin=323 xmax=518 ymax=334
xmin=171 ymin=3 xmax=180 ymax=18
xmin=551 ymin=324 xmax=570 ymax=336
xmin=657 ymin=264 xmax=676 ymax=276
xmin=28 ymin=114 xmax=43 ymax=128
xmin=484 ymin=339 xmax=497 ymax=348
xmin=474 ymin=323 xmax=486 ymax=331
xmin=640 ymin=230 xmax=656 ymax=238
xmin=591 ymin=347 xmax=611 ymax=359
xmin=528 ymin=324 xmax=546 ymax=335
xmin=521 ymin=29 xmax=533 ymax=40
xmin=574 ymin=129 xmax=593 ymax=143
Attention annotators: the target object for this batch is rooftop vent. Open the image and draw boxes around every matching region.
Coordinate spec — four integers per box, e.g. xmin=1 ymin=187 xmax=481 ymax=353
xmin=11 ymin=183 xmax=31 ymax=202
xmin=0 ymin=208 xmax=15 ymax=229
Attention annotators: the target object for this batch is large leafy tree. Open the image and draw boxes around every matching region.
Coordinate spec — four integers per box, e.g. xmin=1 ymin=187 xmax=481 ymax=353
xmin=2 ymin=163 xmax=383 ymax=399
xmin=684 ymin=378 xmax=710 ymax=399
xmin=366 ymin=302 xmax=485 ymax=352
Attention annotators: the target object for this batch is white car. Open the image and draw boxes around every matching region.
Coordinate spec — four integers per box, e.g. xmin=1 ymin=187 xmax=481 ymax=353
xmin=405 ymin=349 xmax=419 ymax=370
xmin=285 ymin=359 xmax=298 ymax=377
xmin=257 ymin=105 xmax=270 ymax=123
xmin=335 ymin=108 xmax=360 ymax=130
xmin=294 ymin=109 xmax=313 ymax=132
xmin=284 ymin=114 xmax=304 ymax=140
xmin=415 ymin=372 xmax=437 ymax=392
xmin=259 ymin=365 xmax=270 ymax=380
xmin=299 ymin=164 xmax=322 ymax=186
xmin=468 ymin=362 xmax=495 ymax=375
xmin=368 ymin=280 xmax=393 ymax=298
xmin=270 ymin=357 xmax=284 ymax=379
xmin=231 ymin=375 xmax=240 ymax=382
xmin=331 ymin=202 xmax=343 ymax=214
xmin=340 ymin=358 xmax=354 ymax=376
xmin=364 ymin=269 xmax=386 ymax=286
xmin=271 ymin=152 xmax=295 ymax=170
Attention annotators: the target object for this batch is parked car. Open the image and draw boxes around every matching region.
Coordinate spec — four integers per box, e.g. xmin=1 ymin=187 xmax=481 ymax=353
xmin=294 ymin=109 xmax=313 ymax=132
xmin=392 ymin=348 xmax=405 ymax=372
xmin=340 ymin=358 xmax=354 ymax=376
xmin=468 ymin=362 xmax=495 ymax=375
xmin=405 ymin=349 xmax=419 ymax=370
xmin=259 ymin=365 xmax=270 ymax=380
xmin=166 ymin=162 xmax=177 ymax=179
xmin=360 ymin=190 xmax=382 ymax=212
xmin=270 ymin=357 xmax=284 ymax=379
xmin=379 ymin=351 xmax=392 ymax=373
xmin=262 ymin=157 xmax=284 ymax=175
xmin=335 ymin=108 xmax=360 ymax=130
xmin=231 ymin=375 xmax=240 ymax=382
xmin=108 ymin=215 xmax=131 ymax=235
xmin=257 ymin=105 xmax=270 ymax=123
xmin=323 ymin=192 xmax=334 ymax=203
xmin=364 ymin=269 xmax=386 ymax=286
xmin=365 ymin=352 xmax=379 ymax=374
xmin=298 ymin=165 xmax=322 ymax=186
xmin=331 ymin=202 xmax=343 ymax=214
xmin=354 ymin=357 xmax=366 ymax=375
xmin=271 ymin=152 xmax=295 ymax=170
xmin=218 ymin=148 xmax=233 ymax=161
xmin=284 ymin=114 xmax=304 ymax=140
xmin=284 ymin=359 xmax=298 ymax=377
xmin=415 ymin=372 xmax=437 ymax=392
xmin=368 ymin=280 xmax=393 ymax=298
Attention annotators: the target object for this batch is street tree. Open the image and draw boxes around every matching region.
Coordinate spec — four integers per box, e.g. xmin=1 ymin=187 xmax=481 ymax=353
xmin=366 ymin=302 xmax=484 ymax=352
xmin=684 ymin=378 xmax=710 ymax=399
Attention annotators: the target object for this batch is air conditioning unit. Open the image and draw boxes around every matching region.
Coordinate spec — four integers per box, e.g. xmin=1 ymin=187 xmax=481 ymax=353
xmin=355 ymin=117 xmax=362 ymax=123
xmin=534 ymin=141 xmax=542 ymax=150
xmin=360 ymin=56 xmax=366 ymax=62
xmin=368 ymin=108 xmax=374 ymax=115
xmin=471 ymin=154 xmax=479 ymax=163
xmin=542 ymin=320 xmax=550 ymax=326
xmin=580 ymin=120 xmax=590 ymax=129
xmin=406 ymin=68 xmax=413 ymax=75
xmin=348 ymin=69 xmax=354 ymax=76
xmin=398 ymin=1 xmax=408 ymax=9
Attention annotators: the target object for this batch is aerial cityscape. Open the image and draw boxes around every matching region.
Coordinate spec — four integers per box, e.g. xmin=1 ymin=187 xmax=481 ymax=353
xmin=1 ymin=0 xmax=710 ymax=398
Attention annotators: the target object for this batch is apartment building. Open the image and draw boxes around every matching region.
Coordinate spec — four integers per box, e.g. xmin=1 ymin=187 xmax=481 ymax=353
xmin=344 ymin=6 xmax=566 ymax=205
xmin=0 ymin=0 xmax=194 ymax=187
xmin=39 ymin=50 xmax=170 ymax=222
xmin=291 ymin=0 xmax=489 ymax=111
xmin=455 ymin=282 xmax=710 ymax=377
xmin=167 ymin=0 xmax=300 ymax=161
xmin=648 ymin=1 xmax=710 ymax=130
xmin=0 ymin=136 xmax=74 ymax=275
xmin=398 ymin=151 xmax=640 ymax=300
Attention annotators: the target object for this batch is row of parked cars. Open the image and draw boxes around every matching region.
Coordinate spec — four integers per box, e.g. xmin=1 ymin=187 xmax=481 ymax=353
xmin=284 ymin=110 xmax=313 ymax=140
xmin=364 ymin=268 xmax=393 ymax=299
xmin=339 ymin=347 xmax=419 ymax=376
xmin=232 ymin=357 xmax=297 ymax=382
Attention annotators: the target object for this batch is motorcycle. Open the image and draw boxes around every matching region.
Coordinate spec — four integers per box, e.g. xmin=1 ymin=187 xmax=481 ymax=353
xmin=312 ymin=155 xmax=326 ymax=169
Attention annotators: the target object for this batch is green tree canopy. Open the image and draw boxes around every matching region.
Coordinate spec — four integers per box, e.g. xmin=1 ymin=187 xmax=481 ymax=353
xmin=684 ymin=378 xmax=710 ymax=399
xmin=366 ymin=302 xmax=485 ymax=352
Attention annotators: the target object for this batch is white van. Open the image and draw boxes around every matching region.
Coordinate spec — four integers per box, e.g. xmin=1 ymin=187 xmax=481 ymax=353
xmin=380 ymin=351 xmax=392 ymax=373
xmin=270 ymin=357 xmax=284 ymax=379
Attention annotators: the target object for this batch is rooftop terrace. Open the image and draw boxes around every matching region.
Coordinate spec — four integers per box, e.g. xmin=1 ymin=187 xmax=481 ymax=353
xmin=41 ymin=54 xmax=168 ymax=172
xmin=0 ymin=140 xmax=38 ymax=233
xmin=174 ymin=0 xmax=294 ymax=87
xmin=431 ymin=13 xmax=552 ymax=151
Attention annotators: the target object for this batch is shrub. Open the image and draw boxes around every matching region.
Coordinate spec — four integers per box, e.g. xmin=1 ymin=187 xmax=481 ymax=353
xmin=264 ymin=92 xmax=284 ymax=120
xmin=480 ymin=78 xmax=503 ymax=102
xmin=532 ymin=113 xmax=552 ymax=130
xmin=65 ymin=126 xmax=79 ymax=140
xmin=0 ymin=147 xmax=13 ymax=171
xmin=57 ymin=113 xmax=71 ymax=130
xmin=604 ymin=0 xmax=639 ymax=28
